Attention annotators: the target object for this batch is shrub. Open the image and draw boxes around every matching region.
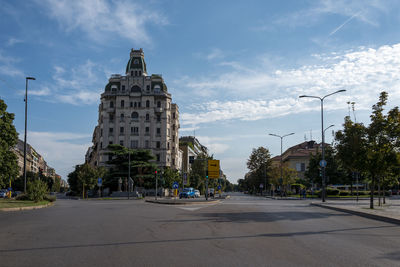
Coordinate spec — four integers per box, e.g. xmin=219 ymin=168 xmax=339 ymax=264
xmin=27 ymin=179 xmax=49 ymax=202
xmin=326 ymin=188 xmax=340 ymax=196
xmin=44 ymin=195 xmax=56 ymax=202
xmin=339 ymin=191 xmax=350 ymax=196
xmin=16 ymin=193 xmax=29 ymax=200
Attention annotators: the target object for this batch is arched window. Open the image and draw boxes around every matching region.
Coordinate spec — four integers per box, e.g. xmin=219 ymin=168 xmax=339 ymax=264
xmin=131 ymin=112 xmax=139 ymax=120
xmin=146 ymin=113 xmax=149 ymax=121
xmin=121 ymin=100 xmax=124 ymax=108
xmin=146 ymin=100 xmax=150 ymax=108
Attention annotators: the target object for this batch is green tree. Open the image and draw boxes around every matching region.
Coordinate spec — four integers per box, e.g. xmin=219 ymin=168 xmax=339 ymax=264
xmin=0 ymin=98 xmax=19 ymax=188
xmin=105 ymin=144 xmax=156 ymax=190
xmin=245 ymin=147 xmax=271 ymax=194
xmin=304 ymin=147 xmax=346 ymax=187
xmin=335 ymin=116 xmax=368 ymax=193
xmin=162 ymin=167 xmax=181 ymax=188
xmin=68 ymin=163 xmax=105 ymax=197
xmin=188 ymin=153 xmax=209 ymax=194
xmin=27 ymin=179 xmax=48 ymax=202
xmin=269 ymin=165 xmax=297 ymax=190
xmin=365 ymin=92 xmax=398 ymax=209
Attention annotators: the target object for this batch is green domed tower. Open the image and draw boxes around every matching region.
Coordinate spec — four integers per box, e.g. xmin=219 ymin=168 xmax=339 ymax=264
xmin=126 ymin=48 xmax=147 ymax=77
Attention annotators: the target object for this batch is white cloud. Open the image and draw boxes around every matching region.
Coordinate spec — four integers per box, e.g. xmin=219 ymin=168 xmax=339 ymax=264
xmin=6 ymin=37 xmax=23 ymax=46
xmin=56 ymin=91 xmax=100 ymax=105
xmin=24 ymin=131 xmax=92 ymax=179
xmin=37 ymin=0 xmax=167 ymax=44
xmin=40 ymin=60 xmax=106 ymax=105
xmin=0 ymin=51 xmax=23 ymax=77
xmin=180 ymin=43 xmax=400 ymax=126
xmin=30 ymin=87 xmax=51 ymax=96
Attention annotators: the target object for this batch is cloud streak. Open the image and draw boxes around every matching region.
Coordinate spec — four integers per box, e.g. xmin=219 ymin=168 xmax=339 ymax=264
xmin=329 ymin=11 xmax=362 ymax=36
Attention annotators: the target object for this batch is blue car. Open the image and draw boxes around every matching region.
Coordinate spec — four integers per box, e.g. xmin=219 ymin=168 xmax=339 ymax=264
xmin=179 ymin=188 xmax=195 ymax=199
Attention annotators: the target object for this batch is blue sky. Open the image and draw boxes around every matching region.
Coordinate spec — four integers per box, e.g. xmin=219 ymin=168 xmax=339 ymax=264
xmin=1 ymin=0 xmax=400 ymax=183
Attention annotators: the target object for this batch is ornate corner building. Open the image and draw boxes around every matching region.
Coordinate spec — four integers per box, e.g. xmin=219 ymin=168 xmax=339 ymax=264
xmin=86 ymin=48 xmax=181 ymax=170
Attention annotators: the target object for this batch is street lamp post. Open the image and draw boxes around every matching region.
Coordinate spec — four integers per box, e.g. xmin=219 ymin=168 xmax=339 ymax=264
xmin=299 ymin=89 xmax=346 ymax=202
xmin=269 ymin=132 xmax=294 ymax=196
xmin=128 ymin=149 xmax=130 ymax=200
xmin=23 ymin=77 xmax=36 ymax=193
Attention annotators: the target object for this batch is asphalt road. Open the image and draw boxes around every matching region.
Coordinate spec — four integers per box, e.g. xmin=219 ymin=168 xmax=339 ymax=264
xmin=0 ymin=193 xmax=399 ymax=267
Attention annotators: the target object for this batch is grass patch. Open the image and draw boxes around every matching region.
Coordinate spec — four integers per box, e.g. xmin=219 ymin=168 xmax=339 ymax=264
xmin=0 ymin=199 xmax=49 ymax=209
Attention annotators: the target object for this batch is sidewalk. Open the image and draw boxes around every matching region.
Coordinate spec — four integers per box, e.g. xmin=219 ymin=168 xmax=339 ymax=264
xmin=311 ymin=198 xmax=400 ymax=225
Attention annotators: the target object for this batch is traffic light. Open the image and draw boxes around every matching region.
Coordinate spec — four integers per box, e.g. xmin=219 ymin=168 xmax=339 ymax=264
xmin=319 ymin=169 xmax=322 ymax=177
xmin=155 ymin=170 xmax=157 ymax=174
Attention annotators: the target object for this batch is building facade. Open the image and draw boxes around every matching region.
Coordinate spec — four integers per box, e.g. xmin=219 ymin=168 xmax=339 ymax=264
xmin=271 ymin=140 xmax=322 ymax=179
xmin=179 ymin=136 xmax=208 ymax=174
xmin=13 ymin=139 xmax=59 ymax=179
xmin=87 ymin=48 xmax=180 ymax=170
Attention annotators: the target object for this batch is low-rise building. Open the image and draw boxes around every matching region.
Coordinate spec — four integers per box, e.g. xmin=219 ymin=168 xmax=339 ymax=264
xmin=271 ymin=140 xmax=322 ymax=179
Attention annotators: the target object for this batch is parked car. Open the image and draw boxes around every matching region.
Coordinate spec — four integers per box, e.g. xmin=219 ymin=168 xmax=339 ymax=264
xmin=179 ymin=188 xmax=196 ymax=199
xmin=0 ymin=189 xmax=7 ymax=198
xmin=194 ymin=190 xmax=200 ymax=198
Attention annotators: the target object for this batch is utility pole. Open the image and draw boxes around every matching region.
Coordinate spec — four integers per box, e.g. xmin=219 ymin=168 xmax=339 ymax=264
xmin=155 ymin=170 xmax=158 ymax=200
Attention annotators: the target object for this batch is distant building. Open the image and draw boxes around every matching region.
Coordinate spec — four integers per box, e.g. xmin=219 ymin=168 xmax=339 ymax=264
xmin=271 ymin=140 xmax=322 ymax=179
xmin=179 ymin=136 xmax=208 ymax=174
xmin=86 ymin=48 xmax=180 ymax=170
xmin=12 ymin=139 xmax=58 ymax=179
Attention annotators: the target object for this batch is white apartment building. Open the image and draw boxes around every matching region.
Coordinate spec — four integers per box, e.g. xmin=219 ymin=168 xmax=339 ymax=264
xmin=86 ymin=48 xmax=181 ymax=170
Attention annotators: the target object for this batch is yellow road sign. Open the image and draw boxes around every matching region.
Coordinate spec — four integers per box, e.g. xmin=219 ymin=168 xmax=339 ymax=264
xmin=208 ymin=160 xmax=220 ymax=178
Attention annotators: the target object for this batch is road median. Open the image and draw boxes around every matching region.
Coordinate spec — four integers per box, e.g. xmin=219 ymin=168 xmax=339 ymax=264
xmin=0 ymin=201 xmax=54 ymax=212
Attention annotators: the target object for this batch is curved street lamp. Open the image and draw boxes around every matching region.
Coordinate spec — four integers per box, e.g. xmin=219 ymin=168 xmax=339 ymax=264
xmin=299 ymin=89 xmax=346 ymax=202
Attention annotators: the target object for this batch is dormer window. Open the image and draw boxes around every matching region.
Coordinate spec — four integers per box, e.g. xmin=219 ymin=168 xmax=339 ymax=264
xmin=134 ymin=59 xmax=139 ymax=64
xmin=154 ymin=85 xmax=161 ymax=93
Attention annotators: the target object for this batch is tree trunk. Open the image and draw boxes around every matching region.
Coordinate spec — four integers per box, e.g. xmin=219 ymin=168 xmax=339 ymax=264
xmin=350 ymin=179 xmax=353 ymax=196
xmin=370 ymin=175 xmax=374 ymax=209
xmin=383 ymin=184 xmax=386 ymax=204
xmin=378 ymin=178 xmax=381 ymax=207
xmin=82 ymin=184 xmax=85 ymax=199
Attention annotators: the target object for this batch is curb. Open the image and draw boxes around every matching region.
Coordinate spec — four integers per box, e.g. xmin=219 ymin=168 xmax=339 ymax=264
xmin=311 ymin=203 xmax=400 ymax=225
xmin=0 ymin=202 xmax=55 ymax=212
xmin=145 ymin=199 xmax=221 ymax=205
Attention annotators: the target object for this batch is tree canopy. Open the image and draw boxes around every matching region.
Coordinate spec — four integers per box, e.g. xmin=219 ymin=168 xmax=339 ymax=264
xmin=0 ymin=98 xmax=19 ymax=188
